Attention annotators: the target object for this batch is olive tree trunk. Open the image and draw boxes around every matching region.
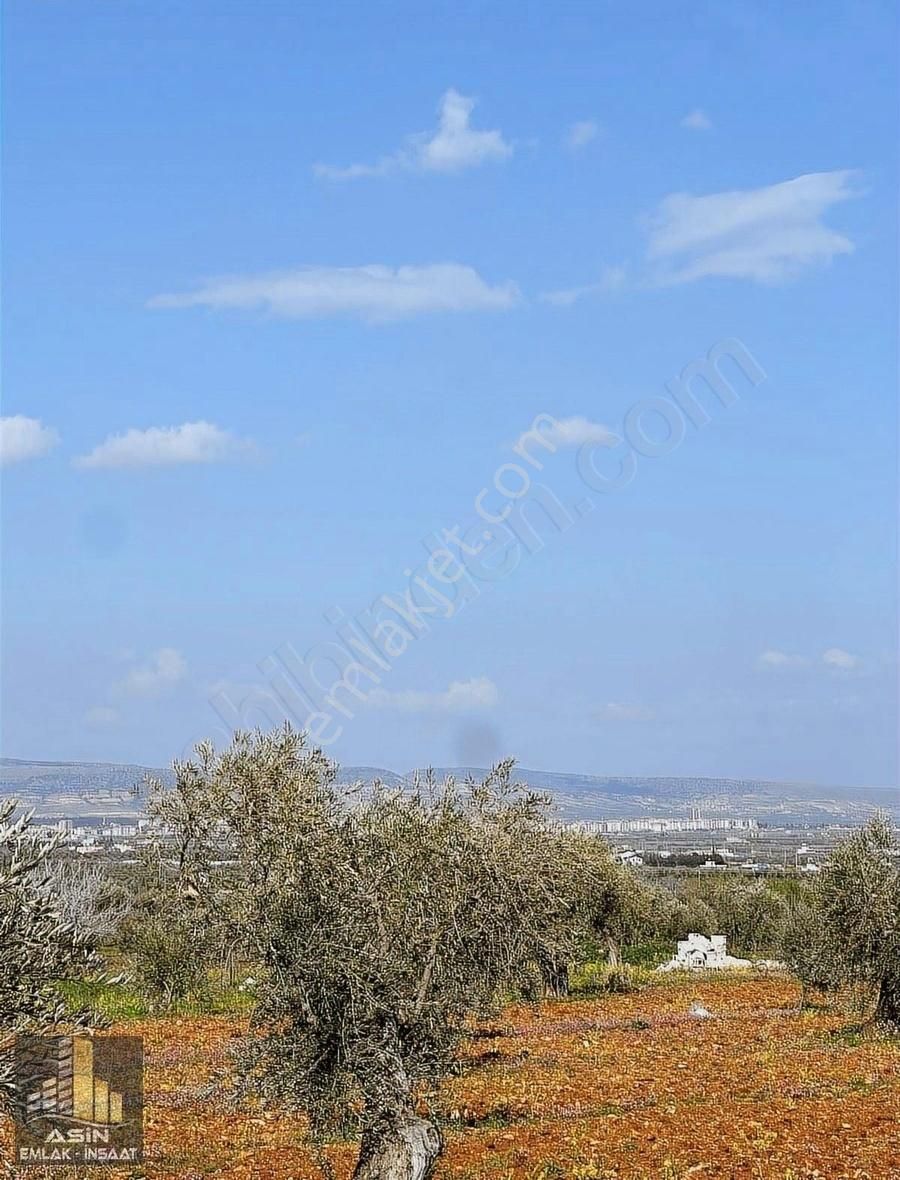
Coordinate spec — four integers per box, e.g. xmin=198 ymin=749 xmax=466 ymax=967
xmin=875 ymin=976 xmax=900 ymax=1028
xmin=353 ymin=1039 xmax=442 ymax=1180
xmin=542 ymin=958 xmax=570 ymax=998
xmin=354 ymin=1111 xmax=442 ymax=1180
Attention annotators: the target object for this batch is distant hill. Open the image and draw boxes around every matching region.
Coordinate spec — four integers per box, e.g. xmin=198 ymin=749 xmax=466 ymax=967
xmin=0 ymin=758 xmax=172 ymax=819
xmin=412 ymin=767 xmax=899 ymax=824
xmin=1 ymin=756 xmax=895 ymax=824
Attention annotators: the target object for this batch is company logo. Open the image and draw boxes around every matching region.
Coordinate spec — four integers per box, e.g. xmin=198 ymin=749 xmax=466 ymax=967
xmin=13 ymin=1034 xmax=143 ymax=1165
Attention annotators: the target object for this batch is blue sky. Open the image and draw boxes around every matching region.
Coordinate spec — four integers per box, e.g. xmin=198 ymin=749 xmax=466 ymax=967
xmin=2 ymin=0 xmax=897 ymax=785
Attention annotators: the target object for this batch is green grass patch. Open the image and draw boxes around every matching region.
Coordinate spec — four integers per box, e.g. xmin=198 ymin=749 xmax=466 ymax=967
xmin=57 ymin=976 xmax=256 ymax=1021
xmin=571 ymin=961 xmax=654 ymax=996
xmin=58 ymin=978 xmax=149 ymax=1021
xmin=621 ymin=940 xmax=673 ymax=969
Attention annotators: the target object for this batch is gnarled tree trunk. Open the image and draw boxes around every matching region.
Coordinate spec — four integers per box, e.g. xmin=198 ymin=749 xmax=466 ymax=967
xmin=605 ymin=935 xmax=621 ymax=967
xmin=354 ymin=1111 xmax=442 ymax=1180
xmin=353 ymin=1029 xmax=442 ymax=1180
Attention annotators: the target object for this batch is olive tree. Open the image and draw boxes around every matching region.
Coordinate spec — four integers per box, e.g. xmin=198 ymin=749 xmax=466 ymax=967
xmin=782 ymin=890 xmax=843 ymax=1007
xmin=0 ymin=801 xmax=96 ymax=1113
xmin=803 ymin=815 xmax=900 ymax=1027
xmin=701 ymin=877 xmax=789 ymax=956
xmin=150 ymin=726 xmax=602 ymax=1180
xmin=660 ymin=893 xmax=716 ymax=942
xmin=591 ymin=861 xmax=659 ymax=967
xmin=529 ymin=839 xmax=658 ymax=996
xmin=523 ymin=832 xmax=612 ymax=997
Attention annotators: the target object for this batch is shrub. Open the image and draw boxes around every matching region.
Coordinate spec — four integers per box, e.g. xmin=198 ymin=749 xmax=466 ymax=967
xmin=602 ymin=965 xmax=641 ymax=994
xmin=127 ymin=912 xmax=211 ymax=1012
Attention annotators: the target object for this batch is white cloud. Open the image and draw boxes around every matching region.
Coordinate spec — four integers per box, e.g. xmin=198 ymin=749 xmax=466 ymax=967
xmin=565 ymin=120 xmax=599 ymax=151
xmin=541 ymin=264 xmax=627 ymax=306
xmin=597 ymin=702 xmax=655 ymax=722
xmin=758 ymin=647 xmax=867 ymax=673
xmin=417 ymin=89 xmax=513 ymax=173
xmin=368 ymin=676 xmax=498 ymax=714
xmin=74 ymin=421 xmax=255 ymax=470
xmin=536 ymin=415 xmax=617 ymax=448
xmin=822 ymin=647 xmax=861 ymax=671
xmin=312 ymin=158 xmax=396 ymax=182
xmin=645 ymin=170 xmax=861 ymax=285
xmin=150 ymin=264 xmax=521 ymax=323
xmin=117 ymin=648 xmax=187 ymax=697
xmin=84 ymin=706 xmax=120 ymax=727
xmin=758 ymin=649 xmax=809 ymax=669
xmin=0 ymin=416 xmax=59 ymax=466
xmin=314 ymin=89 xmax=512 ymax=180
xmin=681 ymin=108 xmax=712 ymax=131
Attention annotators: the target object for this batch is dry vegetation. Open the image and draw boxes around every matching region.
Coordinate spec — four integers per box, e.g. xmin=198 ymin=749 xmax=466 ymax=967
xmin=3 ymin=972 xmax=898 ymax=1180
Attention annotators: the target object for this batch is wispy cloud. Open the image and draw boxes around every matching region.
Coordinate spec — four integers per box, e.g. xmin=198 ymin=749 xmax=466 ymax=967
xmin=368 ymin=676 xmax=498 ymax=714
xmin=0 ymin=416 xmax=59 ymax=466
xmin=150 ymin=264 xmax=521 ymax=323
xmin=759 ymin=647 xmax=865 ymax=673
xmin=75 ymin=421 xmax=255 ymax=470
xmin=760 ymin=650 xmax=792 ymax=668
xmin=540 ymin=264 xmax=627 ymax=306
xmin=680 ymin=108 xmax=712 ymax=131
xmin=564 ymin=119 xmax=599 ymax=151
xmin=822 ymin=647 xmax=861 ymax=671
xmin=116 ymin=648 xmax=187 ymax=697
xmin=314 ymin=89 xmax=512 ymax=180
xmin=312 ymin=158 xmax=396 ymax=182
xmin=536 ymin=416 xmax=617 ymax=448
xmin=645 ymin=170 xmax=861 ymax=285
xmin=758 ymin=649 xmax=810 ymax=669
xmin=596 ymin=702 xmax=655 ymax=722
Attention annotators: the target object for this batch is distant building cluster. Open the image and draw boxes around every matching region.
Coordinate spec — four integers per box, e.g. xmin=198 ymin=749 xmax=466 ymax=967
xmin=32 ymin=818 xmax=153 ymax=857
xmin=569 ymin=814 xmax=758 ymax=835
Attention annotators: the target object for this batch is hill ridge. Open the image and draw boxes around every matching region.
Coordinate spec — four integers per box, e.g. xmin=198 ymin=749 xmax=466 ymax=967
xmin=2 ymin=756 xmax=895 ymax=823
